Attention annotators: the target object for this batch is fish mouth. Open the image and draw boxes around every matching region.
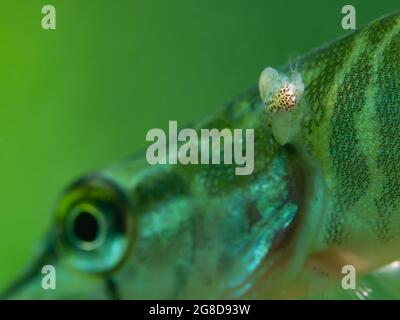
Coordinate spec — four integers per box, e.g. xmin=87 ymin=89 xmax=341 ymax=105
xmin=1 ymin=235 xmax=56 ymax=299
xmin=1 ymin=174 xmax=135 ymax=300
xmin=1 ymin=235 xmax=119 ymax=300
xmin=2 ymin=175 xmax=134 ymax=300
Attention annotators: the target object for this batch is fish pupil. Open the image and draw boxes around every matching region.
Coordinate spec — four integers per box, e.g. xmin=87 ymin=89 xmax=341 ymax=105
xmin=73 ymin=211 xmax=99 ymax=243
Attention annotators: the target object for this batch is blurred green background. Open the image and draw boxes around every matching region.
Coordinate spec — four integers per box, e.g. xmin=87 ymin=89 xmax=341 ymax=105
xmin=0 ymin=0 xmax=398 ymax=291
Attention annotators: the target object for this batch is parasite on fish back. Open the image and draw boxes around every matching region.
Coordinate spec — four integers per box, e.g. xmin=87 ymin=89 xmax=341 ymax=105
xmin=259 ymin=67 xmax=305 ymax=146
xmin=259 ymin=67 xmax=304 ymax=113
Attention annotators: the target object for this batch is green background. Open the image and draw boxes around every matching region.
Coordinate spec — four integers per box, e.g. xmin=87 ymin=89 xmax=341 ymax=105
xmin=0 ymin=0 xmax=398 ymax=290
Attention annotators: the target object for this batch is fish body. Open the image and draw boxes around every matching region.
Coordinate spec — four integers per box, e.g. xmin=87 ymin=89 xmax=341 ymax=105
xmin=3 ymin=12 xmax=400 ymax=299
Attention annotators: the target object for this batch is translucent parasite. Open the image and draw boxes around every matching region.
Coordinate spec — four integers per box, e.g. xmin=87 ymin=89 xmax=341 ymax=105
xmin=259 ymin=67 xmax=305 ymax=145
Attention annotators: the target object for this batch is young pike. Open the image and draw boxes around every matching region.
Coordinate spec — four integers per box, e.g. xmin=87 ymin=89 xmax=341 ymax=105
xmin=3 ymin=12 xmax=400 ymax=299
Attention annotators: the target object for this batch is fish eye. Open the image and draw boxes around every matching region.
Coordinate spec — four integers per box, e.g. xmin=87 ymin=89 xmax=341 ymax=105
xmin=54 ymin=176 xmax=134 ymax=274
xmin=66 ymin=203 xmax=106 ymax=252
